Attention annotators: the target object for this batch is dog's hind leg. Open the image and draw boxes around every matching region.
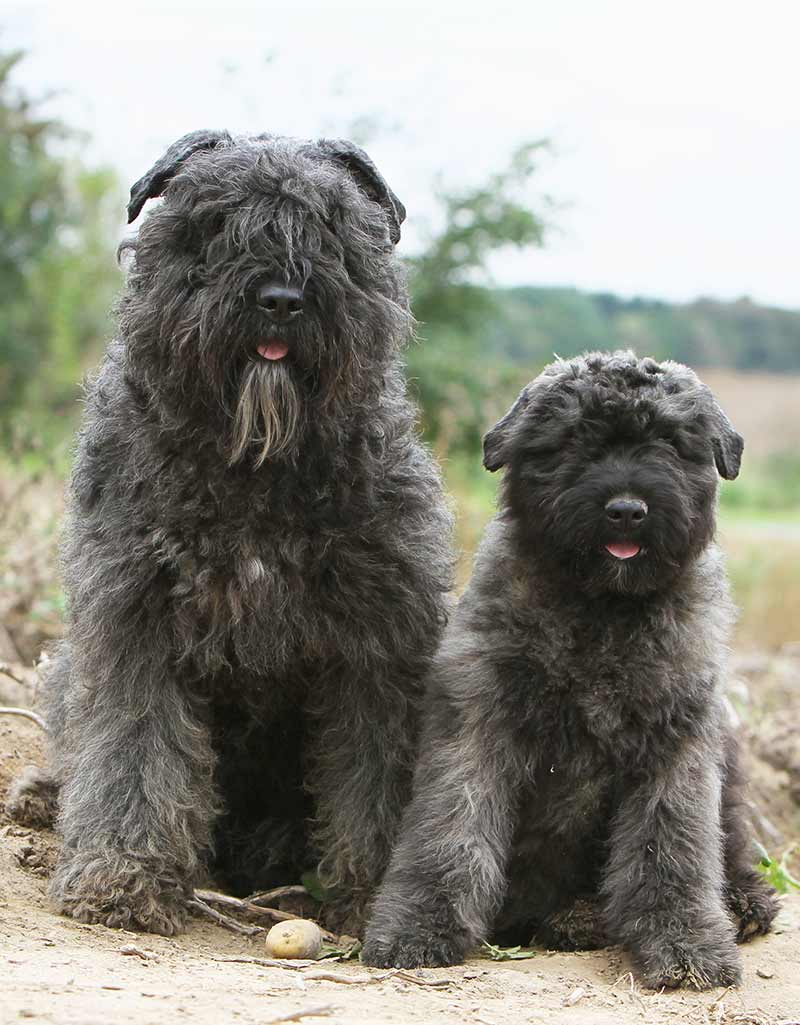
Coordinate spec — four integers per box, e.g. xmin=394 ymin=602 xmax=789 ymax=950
xmin=6 ymin=765 xmax=60 ymax=828
xmin=534 ymin=898 xmax=608 ymax=951
xmin=720 ymin=731 xmax=779 ymax=941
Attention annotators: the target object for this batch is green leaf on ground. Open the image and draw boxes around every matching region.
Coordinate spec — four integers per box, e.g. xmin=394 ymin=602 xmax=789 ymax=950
xmin=300 ymin=870 xmax=329 ymax=903
xmin=756 ymin=842 xmax=800 ymax=894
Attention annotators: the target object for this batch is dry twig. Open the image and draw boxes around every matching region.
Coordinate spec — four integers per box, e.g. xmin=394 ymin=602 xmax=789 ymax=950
xmin=264 ymin=1005 xmax=335 ymax=1025
xmin=212 ymin=956 xmax=455 ymax=988
xmin=248 ymin=885 xmax=310 ymax=905
xmin=0 ymin=705 xmax=47 ymax=730
xmin=0 ymin=663 xmax=29 ymax=687
xmin=215 ymin=956 xmax=321 ymax=969
xmin=119 ymin=943 xmax=156 ymax=961
xmin=187 ymin=895 xmax=264 ymax=937
xmin=195 ymin=889 xmax=337 ymax=942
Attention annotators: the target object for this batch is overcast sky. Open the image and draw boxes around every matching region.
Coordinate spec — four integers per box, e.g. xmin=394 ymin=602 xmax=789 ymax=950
xmin=6 ymin=0 xmax=800 ymax=309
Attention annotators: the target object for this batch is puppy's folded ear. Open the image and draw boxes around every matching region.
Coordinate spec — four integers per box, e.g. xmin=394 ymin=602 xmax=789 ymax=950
xmin=127 ymin=129 xmax=232 ymax=224
xmin=482 ymin=388 xmax=531 ymax=472
xmin=318 ymin=139 xmax=406 ymax=245
xmin=704 ymin=390 xmax=744 ymax=480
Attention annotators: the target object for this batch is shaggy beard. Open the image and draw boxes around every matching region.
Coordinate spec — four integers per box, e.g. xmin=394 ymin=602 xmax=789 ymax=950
xmin=229 ymin=361 xmax=302 ymax=467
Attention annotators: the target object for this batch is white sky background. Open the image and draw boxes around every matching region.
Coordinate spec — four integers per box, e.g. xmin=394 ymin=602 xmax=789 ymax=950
xmin=6 ymin=0 xmax=800 ymax=310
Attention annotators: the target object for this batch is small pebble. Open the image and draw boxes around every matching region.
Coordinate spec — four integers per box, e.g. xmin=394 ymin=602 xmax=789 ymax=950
xmin=564 ymin=986 xmax=587 ymax=1006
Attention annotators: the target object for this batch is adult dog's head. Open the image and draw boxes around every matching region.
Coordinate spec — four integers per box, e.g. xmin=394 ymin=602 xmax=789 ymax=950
xmin=483 ymin=351 xmax=743 ymax=596
xmin=119 ymin=130 xmax=410 ymax=465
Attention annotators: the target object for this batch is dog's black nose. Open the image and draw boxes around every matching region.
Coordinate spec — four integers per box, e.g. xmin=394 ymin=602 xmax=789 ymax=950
xmin=256 ymin=283 xmax=304 ymax=323
xmin=605 ymin=498 xmax=648 ymax=530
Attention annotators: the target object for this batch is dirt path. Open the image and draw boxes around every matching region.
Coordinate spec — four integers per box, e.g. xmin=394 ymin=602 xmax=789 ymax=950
xmin=2 ymin=719 xmax=799 ymax=1025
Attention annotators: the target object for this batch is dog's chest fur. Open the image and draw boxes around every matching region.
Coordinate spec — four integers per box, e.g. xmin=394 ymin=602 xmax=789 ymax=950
xmin=152 ymin=456 xmax=403 ymax=668
xmin=519 ymin=585 xmax=725 ymax=778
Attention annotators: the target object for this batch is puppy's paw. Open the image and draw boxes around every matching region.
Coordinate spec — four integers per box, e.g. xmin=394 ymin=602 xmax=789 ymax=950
xmin=6 ymin=765 xmax=59 ymax=828
xmin=319 ymin=896 xmax=369 ymax=939
xmin=536 ymin=898 xmax=608 ymax=951
xmin=638 ymin=936 xmax=742 ymax=991
xmin=52 ymin=849 xmax=189 ymax=936
xmin=727 ymin=879 xmax=779 ymax=942
xmin=361 ymin=930 xmax=466 ymax=968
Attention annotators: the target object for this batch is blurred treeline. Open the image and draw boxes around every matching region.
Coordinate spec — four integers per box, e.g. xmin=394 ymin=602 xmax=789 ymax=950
xmin=2 ymin=46 xmax=799 ymax=497
xmin=490 ymin=289 xmax=800 ymax=374
xmin=0 ymin=51 xmax=120 ymax=447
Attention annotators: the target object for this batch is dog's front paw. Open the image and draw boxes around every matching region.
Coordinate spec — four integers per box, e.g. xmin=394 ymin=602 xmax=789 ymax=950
xmin=319 ymin=895 xmax=369 ymax=939
xmin=727 ymin=879 xmax=779 ymax=942
xmin=52 ymin=849 xmax=190 ymax=936
xmin=536 ymin=898 xmax=608 ymax=951
xmin=637 ymin=936 xmax=742 ymax=991
xmin=362 ymin=928 xmax=467 ymax=969
xmin=6 ymin=765 xmax=59 ymax=828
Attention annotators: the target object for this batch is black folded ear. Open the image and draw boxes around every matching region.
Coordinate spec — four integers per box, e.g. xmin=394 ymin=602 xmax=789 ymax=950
xmin=704 ymin=389 xmax=744 ymax=480
xmin=318 ymin=139 xmax=406 ymax=245
xmin=482 ymin=388 xmax=531 ymax=472
xmin=127 ymin=129 xmax=232 ymax=224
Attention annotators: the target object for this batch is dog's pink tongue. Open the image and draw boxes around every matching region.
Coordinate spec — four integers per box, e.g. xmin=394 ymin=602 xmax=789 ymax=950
xmin=606 ymin=542 xmax=641 ymax=559
xmin=257 ymin=340 xmax=289 ymax=361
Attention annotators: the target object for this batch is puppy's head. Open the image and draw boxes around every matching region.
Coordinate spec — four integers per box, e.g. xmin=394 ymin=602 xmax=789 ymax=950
xmin=483 ymin=350 xmax=742 ymax=596
xmin=120 ymin=131 xmax=410 ymax=465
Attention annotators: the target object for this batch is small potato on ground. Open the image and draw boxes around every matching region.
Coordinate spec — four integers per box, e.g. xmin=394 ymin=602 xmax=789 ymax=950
xmin=265 ymin=919 xmax=323 ymax=959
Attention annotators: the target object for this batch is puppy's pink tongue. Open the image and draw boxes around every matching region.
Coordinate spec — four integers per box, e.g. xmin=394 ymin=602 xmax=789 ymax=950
xmin=257 ymin=341 xmax=289 ymax=361
xmin=606 ymin=542 xmax=641 ymax=559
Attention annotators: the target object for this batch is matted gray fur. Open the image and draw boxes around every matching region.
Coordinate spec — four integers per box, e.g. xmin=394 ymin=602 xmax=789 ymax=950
xmin=362 ymin=351 xmax=777 ymax=989
xmin=7 ymin=130 xmax=452 ymax=935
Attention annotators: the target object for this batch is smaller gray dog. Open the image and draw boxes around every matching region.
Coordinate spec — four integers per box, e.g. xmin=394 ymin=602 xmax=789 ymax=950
xmin=363 ymin=351 xmax=777 ymax=989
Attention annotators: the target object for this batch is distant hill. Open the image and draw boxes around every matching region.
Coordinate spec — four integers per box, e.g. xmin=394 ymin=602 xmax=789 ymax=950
xmin=487 ymin=288 xmax=800 ymax=372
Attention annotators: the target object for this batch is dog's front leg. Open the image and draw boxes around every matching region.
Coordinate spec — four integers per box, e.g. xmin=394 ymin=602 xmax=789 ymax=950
xmin=52 ymin=653 xmax=218 ymax=935
xmin=602 ymin=733 xmax=741 ymax=989
xmin=305 ymin=667 xmax=421 ymax=934
xmin=361 ymin=696 xmax=519 ymax=967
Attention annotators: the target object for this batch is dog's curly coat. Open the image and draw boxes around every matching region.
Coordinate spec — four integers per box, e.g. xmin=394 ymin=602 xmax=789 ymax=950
xmin=362 ymin=351 xmax=777 ymax=988
xmin=8 ymin=131 xmax=452 ymax=935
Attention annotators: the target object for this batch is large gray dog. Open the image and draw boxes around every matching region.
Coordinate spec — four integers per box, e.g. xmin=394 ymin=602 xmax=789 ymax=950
xmin=8 ymin=130 xmax=452 ymax=935
xmin=362 ymin=351 xmax=777 ymax=988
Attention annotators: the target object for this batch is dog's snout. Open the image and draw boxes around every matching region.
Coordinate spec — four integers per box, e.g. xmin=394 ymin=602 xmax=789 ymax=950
xmin=605 ymin=497 xmax=648 ymax=530
xmin=256 ymin=283 xmax=304 ymax=323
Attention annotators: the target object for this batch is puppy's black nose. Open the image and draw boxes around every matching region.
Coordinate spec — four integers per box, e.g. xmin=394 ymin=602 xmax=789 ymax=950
xmin=256 ymin=283 xmax=304 ymax=323
xmin=605 ymin=498 xmax=648 ymax=530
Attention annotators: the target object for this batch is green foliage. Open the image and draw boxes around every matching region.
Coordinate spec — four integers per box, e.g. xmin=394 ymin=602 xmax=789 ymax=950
xmin=405 ymin=142 xmax=550 ymax=456
xmin=720 ymin=453 xmax=800 ymax=513
xmin=755 ymin=842 xmax=800 ymax=894
xmin=300 ymin=869 xmax=330 ymax=904
xmin=0 ymin=48 xmax=121 ymax=442
xmin=409 ymin=141 xmax=548 ymax=331
xmin=322 ymin=939 xmax=361 ymax=960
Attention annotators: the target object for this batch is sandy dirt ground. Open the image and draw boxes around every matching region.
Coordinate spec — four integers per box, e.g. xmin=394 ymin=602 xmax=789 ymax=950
xmin=2 ymin=717 xmax=799 ymax=1025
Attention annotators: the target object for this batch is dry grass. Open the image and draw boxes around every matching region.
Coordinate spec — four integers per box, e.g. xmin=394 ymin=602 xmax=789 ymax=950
xmin=0 ymin=463 xmax=64 ymax=663
xmin=698 ymin=371 xmax=800 ymax=460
